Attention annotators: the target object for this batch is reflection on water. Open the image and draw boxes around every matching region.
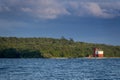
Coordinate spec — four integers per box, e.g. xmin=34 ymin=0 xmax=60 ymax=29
xmin=0 ymin=58 xmax=120 ymax=80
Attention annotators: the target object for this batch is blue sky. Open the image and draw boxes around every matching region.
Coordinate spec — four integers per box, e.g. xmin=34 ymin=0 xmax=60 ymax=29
xmin=0 ymin=0 xmax=120 ymax=45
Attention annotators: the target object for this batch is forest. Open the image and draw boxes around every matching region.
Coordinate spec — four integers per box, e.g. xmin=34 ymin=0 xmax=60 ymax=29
xmin=0 ymin=37 xmax=120 ymax=58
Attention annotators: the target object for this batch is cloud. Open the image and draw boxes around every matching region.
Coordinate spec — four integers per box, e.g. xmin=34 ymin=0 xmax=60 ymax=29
xmin=0 ymin=0 xmax=70 ymax=19
xmin=80 ymin=2 xmax=114 ymax=18
xmin=20 ymin=0 xmax=70 ymax=19
xmin=69 ymin=1 xmax=117 ymax=18
xmin=0 ymin=0 xmax=120 ymax=19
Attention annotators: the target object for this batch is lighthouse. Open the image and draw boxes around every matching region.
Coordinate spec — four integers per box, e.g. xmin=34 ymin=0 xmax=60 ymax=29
xmin=93 ymin=48 xmax=104 ymax=57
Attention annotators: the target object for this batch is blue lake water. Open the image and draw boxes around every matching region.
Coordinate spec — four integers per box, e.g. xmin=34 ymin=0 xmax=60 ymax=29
xmin=0 ymin=58 xmax=120 ymax=80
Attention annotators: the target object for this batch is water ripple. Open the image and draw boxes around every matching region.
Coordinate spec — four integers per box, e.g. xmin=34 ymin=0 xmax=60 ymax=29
xmin=0 ymin=58 xmax=120 ymax=80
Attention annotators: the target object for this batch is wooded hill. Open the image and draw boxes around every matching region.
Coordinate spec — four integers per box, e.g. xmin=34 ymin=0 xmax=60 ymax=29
xmin=0 ymin=37 xmax=120 ymax=58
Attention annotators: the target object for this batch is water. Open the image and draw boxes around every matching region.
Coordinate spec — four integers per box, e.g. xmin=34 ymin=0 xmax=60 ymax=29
xmin=0 ymin=58 xmax=120 ymax=80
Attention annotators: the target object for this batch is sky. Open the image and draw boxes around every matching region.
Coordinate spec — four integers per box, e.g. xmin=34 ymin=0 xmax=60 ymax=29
xmin=0 ymin=0 xmax=120 ymax=45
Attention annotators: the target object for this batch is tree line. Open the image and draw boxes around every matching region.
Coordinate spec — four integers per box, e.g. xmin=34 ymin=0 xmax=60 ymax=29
xmin=0 ymin=37 xmax=120 ymax=58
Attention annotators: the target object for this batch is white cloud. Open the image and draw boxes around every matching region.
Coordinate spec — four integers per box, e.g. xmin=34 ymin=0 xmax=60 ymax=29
xmin=83 ymin=3 xmax=103 ymax=16
xmin=81 ymin=2 xmax=114 ymax=18
xmin=69 ymin=1 xmax=117 ymax=18
xmin=0 ymin=0 xmax=120 ymax=19
xmin=20 ymin=0 xmax=70 ymax=19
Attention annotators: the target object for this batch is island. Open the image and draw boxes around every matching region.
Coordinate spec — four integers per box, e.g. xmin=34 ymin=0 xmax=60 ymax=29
xmin=0 ymin=37 xmax=120 ymax=58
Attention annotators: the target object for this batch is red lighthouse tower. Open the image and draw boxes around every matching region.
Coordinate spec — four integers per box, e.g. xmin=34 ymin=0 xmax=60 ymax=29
xmin=93 ymin=48 xmax=97 ymax=57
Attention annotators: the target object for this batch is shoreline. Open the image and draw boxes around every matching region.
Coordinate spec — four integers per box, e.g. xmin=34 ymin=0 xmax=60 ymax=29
xmin=0 ymin=57 xmax=120 ymax=59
